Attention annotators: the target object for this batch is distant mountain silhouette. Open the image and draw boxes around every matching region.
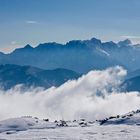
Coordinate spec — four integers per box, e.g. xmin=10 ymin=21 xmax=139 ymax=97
xmin=123 ymin=75 xmax=140 ymax=92
xmin=126 ymin=69 xmax=140 ymax=80
xmin=0 ymin=64 xmax=81 ymax=90
xmin=0 ymin=37 xmax=140 ymax=73
xmin=118 ymin=39 xmax=132 ymax=46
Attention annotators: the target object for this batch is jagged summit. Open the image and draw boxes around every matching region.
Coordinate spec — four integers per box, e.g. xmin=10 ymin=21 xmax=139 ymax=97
xmin=90 ymin=37 xmax=102 ymax=44
xmin=83 ymin=37 xmax=102 ymax=48
xmin=12 ymin=44 xmax=33 ymax=54
xmin=66 ymin=40 xmax=83 ymax=47
xmin=11 ymin=37 xmax=133 ymax=53
xmin=118 ymin=39 xmax=132 ymax=46
xmin=23 ymin=44 xmax=33 ymax=49
xmin=36 ymin=42 xmax=63 ymax=49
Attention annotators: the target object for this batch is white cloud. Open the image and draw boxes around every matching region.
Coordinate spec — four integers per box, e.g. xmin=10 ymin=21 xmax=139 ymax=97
xmin=11 ymin=41 xmax=17 ymax=45
xmin=0 ymin=66 xmax=140 ymax=121
xmin=121 ymin=36 xmax=140 ymax=44
xmin=25 ymin=20 xmax=38 ymax=24
xmin=121 ymin=35 xmax=140 ymax=39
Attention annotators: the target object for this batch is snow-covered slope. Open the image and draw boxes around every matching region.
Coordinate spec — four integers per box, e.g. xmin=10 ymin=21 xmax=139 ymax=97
xmin=0 ymin=111 xmax=140 ymax=139
xmin=0 ymin=116 xmax=96 ymax=134
xmin=0 ymin=117 xmax=140 ymax=140
xmin=99 ymin=109 xmax=140 ymax=125
xmin=0 ymin=116 xmax=57 ymax=133
xmin=1 ymin=109 xmax=140 ymax=134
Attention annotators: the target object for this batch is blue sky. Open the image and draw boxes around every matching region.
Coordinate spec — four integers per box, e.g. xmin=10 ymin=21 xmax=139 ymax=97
xmin=0 ymin=0 xmax=140 ymax=52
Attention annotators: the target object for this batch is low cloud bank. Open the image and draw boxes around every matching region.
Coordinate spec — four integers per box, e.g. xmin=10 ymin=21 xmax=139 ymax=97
xmin=0 ymin=66 xmax=140 ymax=121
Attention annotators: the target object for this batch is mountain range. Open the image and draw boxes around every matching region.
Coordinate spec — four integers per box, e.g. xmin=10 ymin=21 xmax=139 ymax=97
xmin=0 ymin=64 xmax=139 ymax=91
xmin=0 ymin=37 xmax=140 ymax=91
xmin=0 ymin=38 xmax=140 ymax=73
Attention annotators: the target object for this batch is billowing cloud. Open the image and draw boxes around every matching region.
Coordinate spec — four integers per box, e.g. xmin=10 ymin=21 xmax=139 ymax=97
xmin=0 ymin=66 xmax=140 ymax=121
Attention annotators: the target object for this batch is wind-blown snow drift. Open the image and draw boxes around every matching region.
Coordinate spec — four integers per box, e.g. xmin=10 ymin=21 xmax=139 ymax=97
xmin=0 ymin=66 xmax=140 ymax=121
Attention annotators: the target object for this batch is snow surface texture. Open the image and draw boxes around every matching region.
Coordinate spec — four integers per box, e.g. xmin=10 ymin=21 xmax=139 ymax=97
xmin=0 ymin=66 xmax=140 ymax=121
xmin=0 ymin=113 xmax=140 ymax=140
xmin=1 ymin=125 xmax=140 ymax=140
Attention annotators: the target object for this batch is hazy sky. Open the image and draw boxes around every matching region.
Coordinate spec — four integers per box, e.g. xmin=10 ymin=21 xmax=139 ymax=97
xmin=0 ymin=0 xmax=140 ymax=52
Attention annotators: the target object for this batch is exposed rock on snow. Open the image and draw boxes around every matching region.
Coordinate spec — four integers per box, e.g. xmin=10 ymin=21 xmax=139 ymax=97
xmin=0 ymin=116 xmax=56 ymax=133
xmin=1 ymin=109 xmax=140 ymax=134
xmin=0 ymin=117 xmax=96 ymax=133
xmin=99 ymin=109 xmax=140 ymax=125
